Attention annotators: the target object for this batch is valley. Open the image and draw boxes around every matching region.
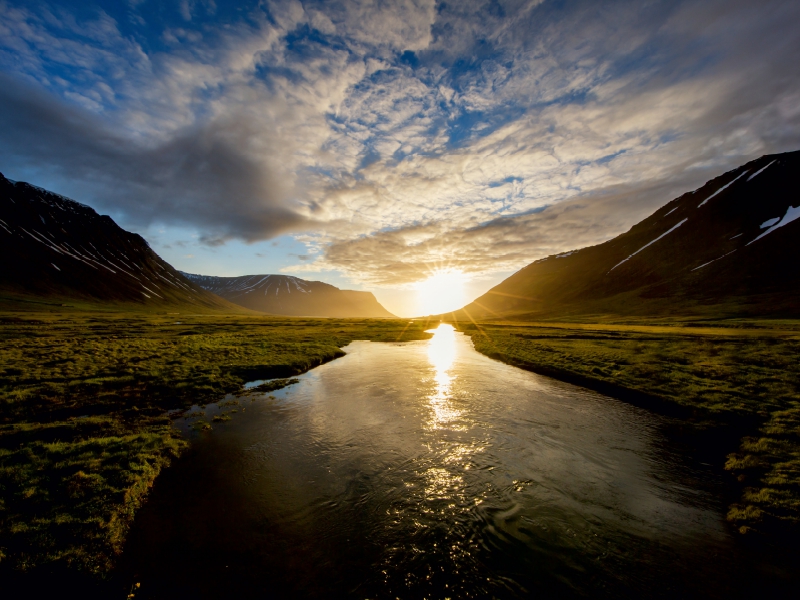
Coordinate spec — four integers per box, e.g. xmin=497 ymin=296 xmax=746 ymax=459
xmin=0 ymin=305 xmax=433 ymax=582
xmin=1 ymin=154 xmax=799 ymax=594
xmin=3 ymin=2 xmax=799 ymax=595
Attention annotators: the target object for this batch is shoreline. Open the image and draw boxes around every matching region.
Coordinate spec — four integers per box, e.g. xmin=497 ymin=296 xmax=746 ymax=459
xmin=0 ymin=312 xmax=434 ymax=583
xmin=451 ymin=319 xmax=800 ymax=544
xmin=2 ymin=311 xmax=798 ymax=590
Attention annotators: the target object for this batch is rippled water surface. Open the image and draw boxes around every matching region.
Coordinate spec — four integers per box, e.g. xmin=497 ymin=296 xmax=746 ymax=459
xmin=123 ymin=325 xmax=788 ymax=598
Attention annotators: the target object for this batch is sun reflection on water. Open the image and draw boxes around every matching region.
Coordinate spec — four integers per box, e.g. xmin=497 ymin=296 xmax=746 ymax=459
xmin=421 ymin=323 xmax=485 ymax=558
xmin=425 ymin=323 xmax=461 ymax=428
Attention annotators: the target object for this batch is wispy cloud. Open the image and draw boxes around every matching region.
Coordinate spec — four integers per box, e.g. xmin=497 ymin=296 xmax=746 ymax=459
xmin=1 ymin=0 xmax=799 ymax=287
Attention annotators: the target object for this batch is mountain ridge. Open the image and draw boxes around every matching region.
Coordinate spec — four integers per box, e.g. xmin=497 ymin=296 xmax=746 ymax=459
xmin=449 ymin=150 xmax=800 ymax=321
xmin=180 ymin=272 xmax=397 ymax=318
xmin=0 ymin=173 xmax=240 ymax=311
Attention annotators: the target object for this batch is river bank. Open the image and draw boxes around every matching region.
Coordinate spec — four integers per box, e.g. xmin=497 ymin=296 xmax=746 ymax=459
xmin=0 ymin=309 xmax=433 ymax=581
xmin=84 ymin=328 xmax=800 ymax=598
xmin=2 ymin=310 xmax=798 ymax=591
xmin=450 ymin=318 xmax=800 ymax=541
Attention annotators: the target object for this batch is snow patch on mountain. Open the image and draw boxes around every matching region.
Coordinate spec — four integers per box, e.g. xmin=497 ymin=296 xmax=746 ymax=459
xmin=691 ymin=250 xmax=736 ymax=272
xmin=747 ymin=160 xmax=776 ymax=182
xmin=761 ymin=217 xmax=780 ymax=228
xmin=697 ymin=171 xmax=749 ymax=207
xmin=747 ymin=206 xmax=800 ymax=245
xmin=609 ymin=218 xmax=688 ymax=273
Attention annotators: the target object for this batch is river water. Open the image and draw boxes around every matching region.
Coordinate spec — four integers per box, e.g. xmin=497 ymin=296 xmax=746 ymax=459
xmin=121 ymin=325 xmax=790 ymax=598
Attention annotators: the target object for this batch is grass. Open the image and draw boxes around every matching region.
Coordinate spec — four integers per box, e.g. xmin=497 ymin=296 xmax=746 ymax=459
xmin=0 ymin=308 xmax=432 ymax=576
xmin=3 ymin=303 xmax=798 ymax=577
xmin=448 ymin=317 xmax=800 ymax=540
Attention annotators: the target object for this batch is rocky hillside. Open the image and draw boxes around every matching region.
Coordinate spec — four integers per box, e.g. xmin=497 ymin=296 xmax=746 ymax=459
xmin=454 ymin=150 xmax=800 ymax=320
xmin=181 ymin=272 xmax=396 ymax=318
xmin=0 ymin=173 xmax=235 ymax=310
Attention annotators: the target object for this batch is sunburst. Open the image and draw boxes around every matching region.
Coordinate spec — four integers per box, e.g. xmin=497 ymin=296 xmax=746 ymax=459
xmin=413 ymin=269 xmax=467 ymax=316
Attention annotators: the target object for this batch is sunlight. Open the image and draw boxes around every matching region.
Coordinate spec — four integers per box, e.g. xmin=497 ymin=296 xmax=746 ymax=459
xmin=425 ymin=323 xmax=460 ymax=428
xmin=414 ymin=269 xmax=468 ymax=316
xmin=427 ymin=323 xmax=457 ymax=378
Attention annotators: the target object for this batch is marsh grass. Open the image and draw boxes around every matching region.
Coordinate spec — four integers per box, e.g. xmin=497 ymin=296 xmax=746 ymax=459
xmin=4 ymin=305 xmax=797 ymax=575
xmin=244 ymin=378 xmax=299 ymax=394
xmin=452 ymin=319 xmax=800 ymax=540
xmin=0 ymin=309 xmax=432 ymax=575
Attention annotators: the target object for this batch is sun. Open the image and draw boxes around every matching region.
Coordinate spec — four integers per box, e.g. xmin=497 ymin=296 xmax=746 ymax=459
xmin=414 ymin=269 xmax=467 ymax=316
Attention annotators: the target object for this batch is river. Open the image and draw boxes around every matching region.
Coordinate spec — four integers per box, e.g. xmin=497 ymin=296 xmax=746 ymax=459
xmin=119 ymin=324 xmax=791 ymax=598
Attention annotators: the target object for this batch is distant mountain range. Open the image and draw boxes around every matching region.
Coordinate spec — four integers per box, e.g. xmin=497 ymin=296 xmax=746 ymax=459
xmin=0 ymin=173 xmax=234 ymax=310
xmin=0 ymin=173 xmax=395 ymax=318
xmin=180 ymin=272 xmax=396 ymax=318
xmin=452 ymin=150 xmax=800 ymax=320
xmin=6 ymin=148 xmax=798 ymax=320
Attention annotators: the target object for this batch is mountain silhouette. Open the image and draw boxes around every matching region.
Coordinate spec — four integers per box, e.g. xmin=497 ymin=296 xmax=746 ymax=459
xmin=0 ymin=173 xmax=236 ymax=310
xmin=181 ymin=272 xmax=396 ymax=318
xmin=452 ymin=150 xmax=800 ymax=321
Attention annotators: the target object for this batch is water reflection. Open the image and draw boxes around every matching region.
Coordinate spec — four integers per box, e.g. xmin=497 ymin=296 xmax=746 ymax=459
xmin=425 ymin=323 xmax=460 ymax=428
xmin=422 ymin=323 xmax=478 ymax=553
xmin=427 ymin=322 xmax=457 ymax=374
xmin=122 ymin=327 xmax=787 ymax=599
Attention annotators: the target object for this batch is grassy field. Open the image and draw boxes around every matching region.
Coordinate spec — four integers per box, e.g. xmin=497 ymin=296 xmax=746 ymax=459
xmin=447 ymin=317 xmax=800 ymax=540
xmin=3 ymin=303 xmax=798 ymax=582
xmin=0 ymin=306 xmax=433 ymax=576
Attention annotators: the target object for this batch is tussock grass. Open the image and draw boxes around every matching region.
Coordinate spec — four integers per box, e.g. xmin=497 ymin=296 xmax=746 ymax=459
xmin=452 ymin=318 xmax=800 ymax=540
xmin=0 ymin=310 xmax=431 ymax=575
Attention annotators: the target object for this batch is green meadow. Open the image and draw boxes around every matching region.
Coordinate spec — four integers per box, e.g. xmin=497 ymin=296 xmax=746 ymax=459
xmin=0 ymin=306 xmax=432 ymax=575
xmin=2 ymin=304 xmax=799 ymax=580
xmin=449 ymin=317 xmax=800 ymax=539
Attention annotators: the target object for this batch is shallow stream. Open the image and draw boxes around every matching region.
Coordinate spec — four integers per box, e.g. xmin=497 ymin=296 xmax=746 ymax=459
xmin=121 ymin=324 xmax=792 ymax=598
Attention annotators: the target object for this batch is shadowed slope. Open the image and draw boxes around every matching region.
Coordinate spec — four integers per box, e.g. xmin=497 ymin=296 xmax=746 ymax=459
xmin=453 ymin=150 xmax=800 ymax=321
xmin=181 ymin=272 xmax=396 ymax=318
xmin=0 ymin=174 xmax=237 ymax=310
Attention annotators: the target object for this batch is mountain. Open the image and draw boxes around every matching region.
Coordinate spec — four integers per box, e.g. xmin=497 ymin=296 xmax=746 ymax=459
xmin=0 ymin=173 xmax=237 ymax=310
xmin=181 ymin=272 xmax=396 ymax=318
xmin=453 ymin=150 xmax=800 ymax=321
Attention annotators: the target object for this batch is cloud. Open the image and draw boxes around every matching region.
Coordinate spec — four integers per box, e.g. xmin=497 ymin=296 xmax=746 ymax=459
xmin=296 ymin=176 xmax=695 ymax=287
xmin=290 ymin=0 xmax=437 ymax=52
xmin=1 ymin=0 xmax=800 ymax=286
xmin=0 ymin=74 xmax=306 ymax=242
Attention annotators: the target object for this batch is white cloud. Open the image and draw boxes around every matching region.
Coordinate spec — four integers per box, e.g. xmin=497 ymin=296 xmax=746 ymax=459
xmin=1 ymin=0 xmax=800 ymax=289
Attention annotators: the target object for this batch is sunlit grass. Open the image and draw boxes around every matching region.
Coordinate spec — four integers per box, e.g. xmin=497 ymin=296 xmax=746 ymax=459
xmin=0 ymin=310 xmax=433 ymax=576
xmin=452 ymin=318 xmax=800 ymax=539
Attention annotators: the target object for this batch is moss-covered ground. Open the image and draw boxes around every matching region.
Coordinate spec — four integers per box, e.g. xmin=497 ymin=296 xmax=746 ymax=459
xmin=0 ymin=308 xmax=432 ymax=576
xmin=3 ymin=305 xmax=799 ymax=582
xmin=448 ymin=317 xmax=800 ymax=540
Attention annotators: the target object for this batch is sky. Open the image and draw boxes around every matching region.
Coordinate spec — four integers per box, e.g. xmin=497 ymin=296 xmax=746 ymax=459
xmin=1 ymin=0 xmax=799 ymax=316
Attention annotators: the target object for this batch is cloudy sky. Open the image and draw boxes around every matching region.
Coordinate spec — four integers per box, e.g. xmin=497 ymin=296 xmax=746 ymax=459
xmin=1 ymin=0 xmax=799 ymax=315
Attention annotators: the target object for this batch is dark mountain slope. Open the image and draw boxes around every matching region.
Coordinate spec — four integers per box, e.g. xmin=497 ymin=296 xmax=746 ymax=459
xmin=455 ymin=150 xmax=800 ymax=320
xmin=0 ymin=173 xmax=237 ymax=310
xmin=181 ymin=272 xmax=396 ymax=318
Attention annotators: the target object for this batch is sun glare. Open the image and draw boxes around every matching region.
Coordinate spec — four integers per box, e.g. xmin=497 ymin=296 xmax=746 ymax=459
xmin=414 ymin=269 xmax=467 ymax=316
